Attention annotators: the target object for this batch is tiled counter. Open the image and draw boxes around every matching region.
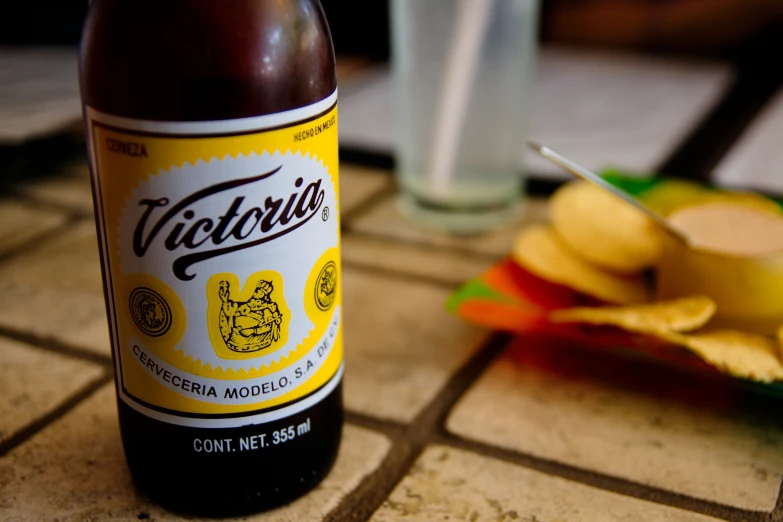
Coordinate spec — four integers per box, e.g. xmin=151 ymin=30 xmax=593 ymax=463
xmin=2 ymin=157 xmax=783 ymax=522
xmin=3 ymin=55 xmax=783 ymax=522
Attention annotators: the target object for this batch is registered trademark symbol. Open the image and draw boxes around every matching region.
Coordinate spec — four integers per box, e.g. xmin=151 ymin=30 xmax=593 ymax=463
xmin=322 ymin=207 xmax=330 ymax=221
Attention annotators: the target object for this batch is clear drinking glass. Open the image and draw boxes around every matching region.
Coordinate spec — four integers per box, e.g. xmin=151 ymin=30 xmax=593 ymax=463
xmin=391 ymin=0 xmax=539 ymax=233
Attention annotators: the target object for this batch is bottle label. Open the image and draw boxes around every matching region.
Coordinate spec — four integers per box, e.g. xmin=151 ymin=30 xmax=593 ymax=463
xmin=86 ymin=91 xmax=342 ymax=428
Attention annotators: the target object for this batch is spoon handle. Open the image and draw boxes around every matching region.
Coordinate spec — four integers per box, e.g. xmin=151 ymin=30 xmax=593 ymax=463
xmin=528 ymin=141 xmax=691 ymax=245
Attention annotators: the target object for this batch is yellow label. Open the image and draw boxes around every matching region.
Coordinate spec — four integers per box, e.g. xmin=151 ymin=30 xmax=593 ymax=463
xmin=86 ymin=92 xmax=342 ymax=427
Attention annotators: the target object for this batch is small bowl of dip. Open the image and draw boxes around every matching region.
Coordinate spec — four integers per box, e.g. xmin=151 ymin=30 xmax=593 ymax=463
xmin=657 ymin=202 xmax=783 ymax=335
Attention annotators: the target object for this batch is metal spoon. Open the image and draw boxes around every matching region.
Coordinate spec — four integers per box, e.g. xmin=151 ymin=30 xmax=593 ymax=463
xmin=527 ymin=141 xmax=693 ymax=246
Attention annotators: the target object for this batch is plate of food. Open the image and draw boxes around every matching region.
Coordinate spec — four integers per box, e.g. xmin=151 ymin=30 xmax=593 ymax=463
xmin=447 ymin=157 xmax=783 ymax=395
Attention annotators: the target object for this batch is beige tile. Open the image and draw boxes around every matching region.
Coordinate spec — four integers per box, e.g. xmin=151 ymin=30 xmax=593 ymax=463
xmin=338 ymin=51 xmax=733 ymax=177
xmin=447 ymin=337 xmax=783 ymax=511
xmin=0 ymin=384 xmax=391 ymax=521
xmin=0 ymin=48 xmax=81 ymax=145
xmin=350 ymin=196 xmax=548 ymax=258
xmin=342 ymin=235 xmax=493 ymax=287
xmin=0 ymin=198 xmax=68 ymax=255
xmin=0 ymin=220 xmax=110 ymax=356
xmin=371 ymin=445 xmax=720 ymax=522
xmin=0 ymin=337 xmax=104 ymax=443
xmin=343 ymin=268 xmax=488 ymax=422
xmin=16 ymin=161 xmax=94 ymax=215
xmin=340 ymin=164 xmax=391 ymax=216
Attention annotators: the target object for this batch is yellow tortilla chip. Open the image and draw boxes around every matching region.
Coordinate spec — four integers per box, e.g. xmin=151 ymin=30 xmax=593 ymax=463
xmin=777 ymin=325 xmax=783 ymax=360
xmin=665 ymin=330 xmax=783 ymax=383
xmin=547 ymin=295 xmax=782 ymax=382
xmin=512 ymin=224 xmax=648 ymax=305
xmin=549 ymin=296 xmax=716 ymax=334
xmin=550 ymin=181 xmax=663 ymax=274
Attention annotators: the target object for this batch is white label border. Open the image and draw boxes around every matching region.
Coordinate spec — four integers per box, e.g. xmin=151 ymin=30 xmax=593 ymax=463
xmin=86 ymin=90 xmax=341 ymax=427
xmin=86 ymin=89 xmax=337 ymax=135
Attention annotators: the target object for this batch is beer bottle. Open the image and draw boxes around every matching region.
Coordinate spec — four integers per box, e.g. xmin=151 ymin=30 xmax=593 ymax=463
xmin=79 ymin=0 xmax=343 ymax=516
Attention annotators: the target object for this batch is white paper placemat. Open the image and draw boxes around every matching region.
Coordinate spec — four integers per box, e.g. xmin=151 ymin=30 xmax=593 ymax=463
xmin=339 ymin=47 xmax=734 ymax=178
xmin=0 ymin=47 xmax=81 ymax=145
xmin=714 ymin=87 xmax=783 ymax=194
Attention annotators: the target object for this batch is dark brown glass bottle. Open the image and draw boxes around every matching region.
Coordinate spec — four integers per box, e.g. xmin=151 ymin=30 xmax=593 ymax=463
xmin=79 ymin=0 xmax=343 ymax=517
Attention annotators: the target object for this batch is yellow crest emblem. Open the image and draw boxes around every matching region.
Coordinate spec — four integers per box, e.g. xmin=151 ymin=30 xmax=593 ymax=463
xmin=206 ymin=270 xmax=290 ymax=360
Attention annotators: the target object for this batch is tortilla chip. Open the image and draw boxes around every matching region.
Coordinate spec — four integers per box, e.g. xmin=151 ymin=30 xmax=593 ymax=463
xmin=549 ymin=297 xmax=783 ymax=382
xmin=550 ymin=181 xmax=663 ymax=274
xmin=549 ymin=296 xmax=716 ymax=334
xmin=512 ymin=224 xmax=648 ymax=305
xmin=666 ymin=330 xmax=783 ymax=383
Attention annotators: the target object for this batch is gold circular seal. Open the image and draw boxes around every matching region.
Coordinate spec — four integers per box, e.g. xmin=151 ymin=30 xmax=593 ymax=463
xmin=314 ymin=261 xmax=337 ymax=311
xmin=129 ymin=287 xmax=172 ymax=337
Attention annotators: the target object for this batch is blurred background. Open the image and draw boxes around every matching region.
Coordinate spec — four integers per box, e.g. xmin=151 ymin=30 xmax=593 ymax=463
xmin=334 ymin=0 xmax=783 ymax=65
xmin=3 ymin=0 xmax=782 ymax=59
xmin=1 ymin=0 xmax=783 ymax=194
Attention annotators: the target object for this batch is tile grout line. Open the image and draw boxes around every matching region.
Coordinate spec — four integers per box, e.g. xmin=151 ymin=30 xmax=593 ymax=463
xmin=343 ymin=227 xmax=503 ymax=263
xmin=345 ymin=411 xmax=408 ymax=437
xmin=0 ymin=214 xmax=83 ymax=267
xmin=653 ymin=74 xmax=739 ymax=181
xmin=655 ymin=67 xmax=783 ymax=183
xmin=339 ymin=149 xmax=395 ymax=172
xmin=4 ymin=185 xmax=93 ymax=221
xmin=434 ymin=431 xmax=765 ymax=522
xmin=343 ymin=227 xmax=504 ymax=262
xmin=341 ymin=185 xmax=397 ymax=227
xmin=0 ymin=325 xmax=114 ymax=368
xmin=321 ymin=425 xmax=417 ymax=521
xmin=324 ymin=332 xmax=511 ymax=522
xmin=342 ymin=259 xmax=460 ymax=291
xmin=0 ymin=372 xmax=113 ymax=459
xmin=322 ymin=420 xmax=414 ymax=522
xmin=340 ymin=151 xmax=564 ymax=198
